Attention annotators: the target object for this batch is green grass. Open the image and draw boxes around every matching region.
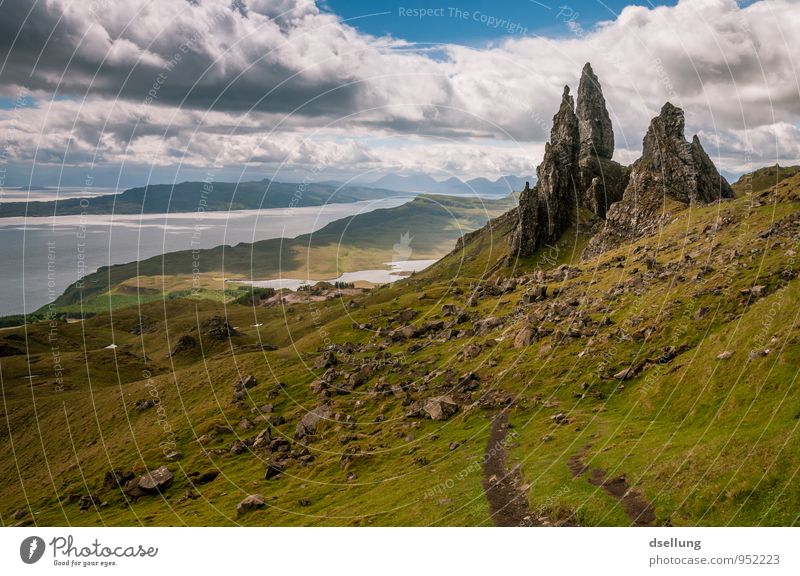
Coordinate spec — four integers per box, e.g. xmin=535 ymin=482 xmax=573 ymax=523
xmin=2 ymin=172 xmax=800 ymax=526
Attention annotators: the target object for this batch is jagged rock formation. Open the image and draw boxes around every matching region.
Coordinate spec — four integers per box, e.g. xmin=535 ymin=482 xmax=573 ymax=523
xmin=576 ymin=63 xmax=628 ymax=219
xmin=511 ymin=63 xmax=627 ymax=256
xmin=510 ymin=86 xmax=579 ymax=256
xmin=583 ymin=102 xmax=734 ymax=258
xmin=512 ymin=63 xmax=733 ymax=260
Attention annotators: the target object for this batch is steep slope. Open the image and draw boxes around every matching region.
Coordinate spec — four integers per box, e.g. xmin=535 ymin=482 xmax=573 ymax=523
xmin=732 ymin=164 xmax=800 ymax=196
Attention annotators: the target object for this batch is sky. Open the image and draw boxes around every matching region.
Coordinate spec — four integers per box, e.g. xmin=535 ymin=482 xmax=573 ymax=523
xmin=0 ymin=0 xmax=797 ymax=188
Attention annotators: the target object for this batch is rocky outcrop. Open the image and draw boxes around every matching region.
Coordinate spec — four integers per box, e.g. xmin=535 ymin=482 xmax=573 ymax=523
xmin=583 ymin=102 xmax=733 ymax=258
xmin=511 ymin=63 xmax=626 ymax=256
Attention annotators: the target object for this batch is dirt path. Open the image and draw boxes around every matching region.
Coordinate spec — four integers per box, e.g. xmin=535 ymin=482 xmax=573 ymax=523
xmin=569 ymin=449 xmax=656 ymax=526
xmin=482 ymin=411 xmax=537 ymax=526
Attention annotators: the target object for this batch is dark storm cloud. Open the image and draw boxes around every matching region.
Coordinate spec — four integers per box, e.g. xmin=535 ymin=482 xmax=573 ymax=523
xmin=0 ymin=0 xmax=362 ymax=117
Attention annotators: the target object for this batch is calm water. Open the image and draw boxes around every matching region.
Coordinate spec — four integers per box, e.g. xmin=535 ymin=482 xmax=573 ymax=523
xmin=0 ymin=198 xmax=409 ymax=315
xmin=242 ymin=259 xmax=438 ymax=290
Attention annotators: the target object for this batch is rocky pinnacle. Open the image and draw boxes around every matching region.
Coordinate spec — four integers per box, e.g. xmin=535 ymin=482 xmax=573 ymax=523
xmin=576 ymin=62 xmax=614 ymax=160
xmin=510 ymin=86 xmax=579 ymax=257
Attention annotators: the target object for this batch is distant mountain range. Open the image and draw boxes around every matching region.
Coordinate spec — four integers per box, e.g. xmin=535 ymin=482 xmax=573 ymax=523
xmin=0 ymin=180 xmax=400 ymax=218
xmin=325 ymin=174 xmax=532 ymax=197
xmin=1 ymin=174 xmax=527 ymax=218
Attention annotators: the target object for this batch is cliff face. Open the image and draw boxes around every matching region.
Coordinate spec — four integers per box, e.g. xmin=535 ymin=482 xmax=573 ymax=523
xmin=583 ymin=103 xmax=734 ymax=258
xmin=512 ymin=63 xmax=733 ymax=259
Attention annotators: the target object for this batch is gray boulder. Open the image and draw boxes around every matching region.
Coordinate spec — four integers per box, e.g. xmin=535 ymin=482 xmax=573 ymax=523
xmin=137 ymin=466 xmax=174 ymax=494
xmin=236 ymin=494 xmax=265 ymax=517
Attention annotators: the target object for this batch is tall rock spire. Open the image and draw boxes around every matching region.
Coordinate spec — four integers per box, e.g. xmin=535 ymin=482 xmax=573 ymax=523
xmin=576 ymin=62 xmax=614 ymax=160
xmin=511 ymin=63 xmax=625 ymax=257
xmin=575 ymin=63 xmax=627 ymax=219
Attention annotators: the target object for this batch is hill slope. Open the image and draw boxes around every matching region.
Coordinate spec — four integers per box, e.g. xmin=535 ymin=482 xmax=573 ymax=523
xmin=2 ymin=169 xmax=800 ymax=527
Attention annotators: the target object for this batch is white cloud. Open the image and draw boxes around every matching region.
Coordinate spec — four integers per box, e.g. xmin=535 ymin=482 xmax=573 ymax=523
xmin=0 ymin=0 xmax=797 ymax=180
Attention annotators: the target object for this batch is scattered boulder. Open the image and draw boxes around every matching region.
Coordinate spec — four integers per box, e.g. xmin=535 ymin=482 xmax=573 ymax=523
xmin=190 ymin=469 xmax=220 ymax=486
xmin=164 ymin=450 xmax=182 ymax=462
xmin=239 ymin=375 xmax=258 ymax=389
xmin=103 ymin=469 xmax=135 ymax=490
xmin=514 ymin=327 xmax=536 ymax=349
xmin=459 ymin=371 xmax=481 ymax=390
xmin=397 ymin=309 xmax=418 ymax=322
xmin=134 ymin=399 xmax=154 ymax=412
xmin=550 ymin=412 xmax=569 ymax=425
xmin=522 ymin=286 xmax=547 ymax=304
xmin=236 ymin=494 xmax=265 ymax=517
xmin=169 ymin=334 xmax=196 ymax=356
xmin=229 ymin=440 xmax=247 ymax=455
xmin=137 ymin=466 xmax=174 ymax=494
xmin=314 ymin=351 xmax=338 ymax=369
xmin=613 ymin=368 xmax=635 ymax=381
xmin=264 ymin=462 xmax=283 ymax=480
xmin=252 ymin=427 xmax=272 ymax=451
xmin=463 ymin=343 xmax=482 ymax=359
xmin=78 ymin=494 xmax=101 ymax=511
xmin=423 ymin=396 xmax=459 ymax=421
xmin=475 ymin=316 xmax=502 ymax=334
xmin=441 ymin=304 xmax=458 ymax=316
xmin=716 ymin=350 xmax=734 ymax=360
xmin=232 ymin=375 xmax=257 ymax=403
xmin=202 ymin=316 xmax=240 ymax=340
xmin=295 ymin=405 xmax=332 ymax=440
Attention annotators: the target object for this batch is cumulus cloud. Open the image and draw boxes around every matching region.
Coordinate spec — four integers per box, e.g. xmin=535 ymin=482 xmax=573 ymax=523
xmin=0 ymin=0 xmax=797 ymax=180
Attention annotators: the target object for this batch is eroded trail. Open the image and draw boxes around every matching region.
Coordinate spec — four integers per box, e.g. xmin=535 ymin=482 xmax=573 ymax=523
xmin=482 ymin=411 xmax=537 ymax=526
xmin=569 ymin=448 xmax=656 ymax=526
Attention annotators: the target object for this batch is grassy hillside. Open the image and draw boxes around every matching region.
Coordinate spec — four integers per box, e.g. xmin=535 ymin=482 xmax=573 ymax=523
xmin=732 ymin=164 xmax=800 ymax=196
xmin=0 ymin=180 xmax=398 ymax=217
xmin=2 ymin=171 xmax=800 ymax=526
